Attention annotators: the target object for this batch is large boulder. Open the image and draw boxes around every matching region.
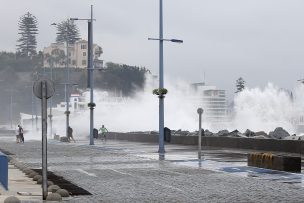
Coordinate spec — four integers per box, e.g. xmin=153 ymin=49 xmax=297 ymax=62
xmin=269 ymin=127 xmax=290 ymax=139
xmin=244 ymin=129 xmax=255 ymax=137
xmin=216 ymin=130 xmax=229 ymax=136
xmin=227 ymin=130 xmax=246 ymax=138
xmin=204 ymin=129 xmax=213 ymax=136
xmin=253 ymin=131 xmax=269 ymax=139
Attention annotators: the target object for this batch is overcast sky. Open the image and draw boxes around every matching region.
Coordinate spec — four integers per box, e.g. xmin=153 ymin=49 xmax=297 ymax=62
xmin=1 ymin=0 xmax=304 ymax=98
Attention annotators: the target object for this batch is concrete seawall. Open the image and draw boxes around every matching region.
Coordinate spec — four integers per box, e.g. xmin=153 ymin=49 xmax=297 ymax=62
xmin=107 ymin=132 xmax=304 ymax=154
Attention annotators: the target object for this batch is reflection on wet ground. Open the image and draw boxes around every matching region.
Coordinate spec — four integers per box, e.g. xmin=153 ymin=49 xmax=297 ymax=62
xmin=172 ymin=159 xmax=304 ymax=187
xmin=2 ymin=134 xmax=303 ymax=188
xmin=131 ymin=143 xmax=304 ymax=188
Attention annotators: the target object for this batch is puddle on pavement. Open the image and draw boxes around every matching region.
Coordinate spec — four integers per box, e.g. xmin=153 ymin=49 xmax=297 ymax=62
xmin=137 ymin=153 xmax=304 ymax=187
xmin=173 ymin=159 xmax=304 ymax=187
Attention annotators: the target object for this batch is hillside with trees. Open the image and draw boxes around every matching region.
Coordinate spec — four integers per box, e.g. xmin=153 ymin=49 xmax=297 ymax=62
xmin=0 ymin=51 xmax=150 ymax=124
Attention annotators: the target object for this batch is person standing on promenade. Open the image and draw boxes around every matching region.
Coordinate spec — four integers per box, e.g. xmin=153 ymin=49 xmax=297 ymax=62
xmin=18 ymin=125 xmax=24 ymax=143
xmin=67 ymin=126 xmax=76 ymax=143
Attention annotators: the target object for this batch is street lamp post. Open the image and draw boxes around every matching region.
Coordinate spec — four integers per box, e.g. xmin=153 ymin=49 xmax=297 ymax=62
xmin=48 ymin=65 xmax=54 ymax=138
xmin=149 ymin=0 xmax=183 ymax=157
xmin=197 ymin=108 xmax=203 ymax=160
xmin=71 ymin=5 xmax=96 ymax=145
xmin=51 ymin=22 xmax=71 ymax=138
xmin=9 ymin=92 xmax=13 ymax=129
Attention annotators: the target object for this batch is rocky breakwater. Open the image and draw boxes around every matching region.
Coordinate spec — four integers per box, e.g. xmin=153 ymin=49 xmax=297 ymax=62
xmin=200 ymin=127 xmax=301 ymax=140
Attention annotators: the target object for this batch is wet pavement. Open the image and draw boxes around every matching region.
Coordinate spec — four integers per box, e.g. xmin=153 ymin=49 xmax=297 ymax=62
xmin=0 ymin=134 xmax=304 ymax=202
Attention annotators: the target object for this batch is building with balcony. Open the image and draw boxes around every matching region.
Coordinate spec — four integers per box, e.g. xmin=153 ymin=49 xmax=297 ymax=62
xmin=43 ymin=39 xmax=103 ymax=69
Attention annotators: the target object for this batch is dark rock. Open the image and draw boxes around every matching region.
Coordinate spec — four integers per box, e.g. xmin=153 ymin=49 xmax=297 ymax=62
xmin=227 ymin=130 xmax=246 ymax=138
xmin=244 ymin=129 xmax=255 ymax=137
xmin=204 ymin=129 xmax=213 ymax=136
xmin=253 ymin=131 xmax=268 ymax=139
xmin=269 ymin=127 xmax=290 ymax=139
xmin=216 ymin=130 xmax=229 ymax=136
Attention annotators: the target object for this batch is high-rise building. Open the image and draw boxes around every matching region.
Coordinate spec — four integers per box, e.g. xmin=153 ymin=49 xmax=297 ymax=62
xmin=191 ymin=82 xmax=227 ymax=122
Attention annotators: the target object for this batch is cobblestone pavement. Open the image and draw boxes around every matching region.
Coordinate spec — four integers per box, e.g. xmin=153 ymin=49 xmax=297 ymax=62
xmin=0 ymin=136 xmax=304 ymax=203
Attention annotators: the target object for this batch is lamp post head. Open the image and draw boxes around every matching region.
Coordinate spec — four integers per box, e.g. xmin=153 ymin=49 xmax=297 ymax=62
xmin=197 ymin=108 xmax=203 ymax=115
xmin=70 ymin=18 xmax=79 ymax=21
xmin=171 ymin=39 xmax=183 ymax=43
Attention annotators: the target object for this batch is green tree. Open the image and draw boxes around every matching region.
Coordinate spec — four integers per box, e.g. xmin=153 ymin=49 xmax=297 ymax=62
xmin=56 ymin=19 xmax=80 ymax=45
xmin=44 ymin=48 xmax=65 ymax=68
xmin=235 ymin=77 xmax=245 ymax=93
xmin=16 ymin=12 xmax=38 ymax=57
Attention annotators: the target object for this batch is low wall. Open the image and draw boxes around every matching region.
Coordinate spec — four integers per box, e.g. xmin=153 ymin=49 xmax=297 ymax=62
xmin=107 ymin=132 xmax=304 ymax=154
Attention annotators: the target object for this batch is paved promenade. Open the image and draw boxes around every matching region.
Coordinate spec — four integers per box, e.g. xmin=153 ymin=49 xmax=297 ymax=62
xmin=0 ymin=135 xmax=304 ymax=202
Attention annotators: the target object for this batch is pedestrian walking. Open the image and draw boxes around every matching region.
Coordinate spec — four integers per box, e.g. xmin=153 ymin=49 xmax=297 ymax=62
xmin=18 ymin=125 xmax=24 ymax=143
xmin=98 ymin=125 xmax=108 ymax=140
xmin=67 ymin=126 xmax=76 ymax=143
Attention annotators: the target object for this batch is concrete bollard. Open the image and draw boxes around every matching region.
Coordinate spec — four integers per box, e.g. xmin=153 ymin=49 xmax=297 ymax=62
xmin=37 ymin=177 xmax=43 ymax=184
xmin=56 ymin=189 xmax=70 ymax=197
xmin=28 ymin=172 xmax=38 ymax=178
xmin=25 ymin=169 xmax=34 ymax=175
xmin=48 ymin=185 xmax=61 ymax=193
xmin=4 ymin=196 xmax=21 ymax=203
xmin=33 ymin=175 xmax=42 ymax=181
xmin=46 ymin=193 xmax=62 ymax=201
xmin=47 ymin=181 xmax=54 ymax=186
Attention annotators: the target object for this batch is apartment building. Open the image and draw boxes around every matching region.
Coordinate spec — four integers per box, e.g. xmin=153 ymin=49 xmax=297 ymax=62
xmin=43 ymin=39 xmax=103 ymax=69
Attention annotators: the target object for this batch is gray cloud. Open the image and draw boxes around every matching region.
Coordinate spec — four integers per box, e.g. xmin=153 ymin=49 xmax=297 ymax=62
xmin=1 ymin=0 xmax=304 ymax=97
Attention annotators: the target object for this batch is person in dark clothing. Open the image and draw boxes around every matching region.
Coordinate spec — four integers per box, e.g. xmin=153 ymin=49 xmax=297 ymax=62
xmin=18 ymin=125 xmax=24 ymax=143
xmin=67 ymin=126 xmax=75 ymax=143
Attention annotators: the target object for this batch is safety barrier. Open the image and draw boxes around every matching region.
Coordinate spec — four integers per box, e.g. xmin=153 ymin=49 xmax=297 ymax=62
xmin=0 ymin=152 xmax=8 ymax=190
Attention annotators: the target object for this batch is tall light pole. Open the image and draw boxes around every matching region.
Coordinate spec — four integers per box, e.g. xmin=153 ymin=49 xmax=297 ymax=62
xmin=51 ymin=22 xmax=71 ymax=138
xmin=48 ymin=63 xmax=54 ymax=138
xmin=9 ymin=91 xmax=13 ymax=129
xmin=149 ymin=0 xmax=183 ymax=156
xmin=71 ymin=5 xmax=97 ymax=145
